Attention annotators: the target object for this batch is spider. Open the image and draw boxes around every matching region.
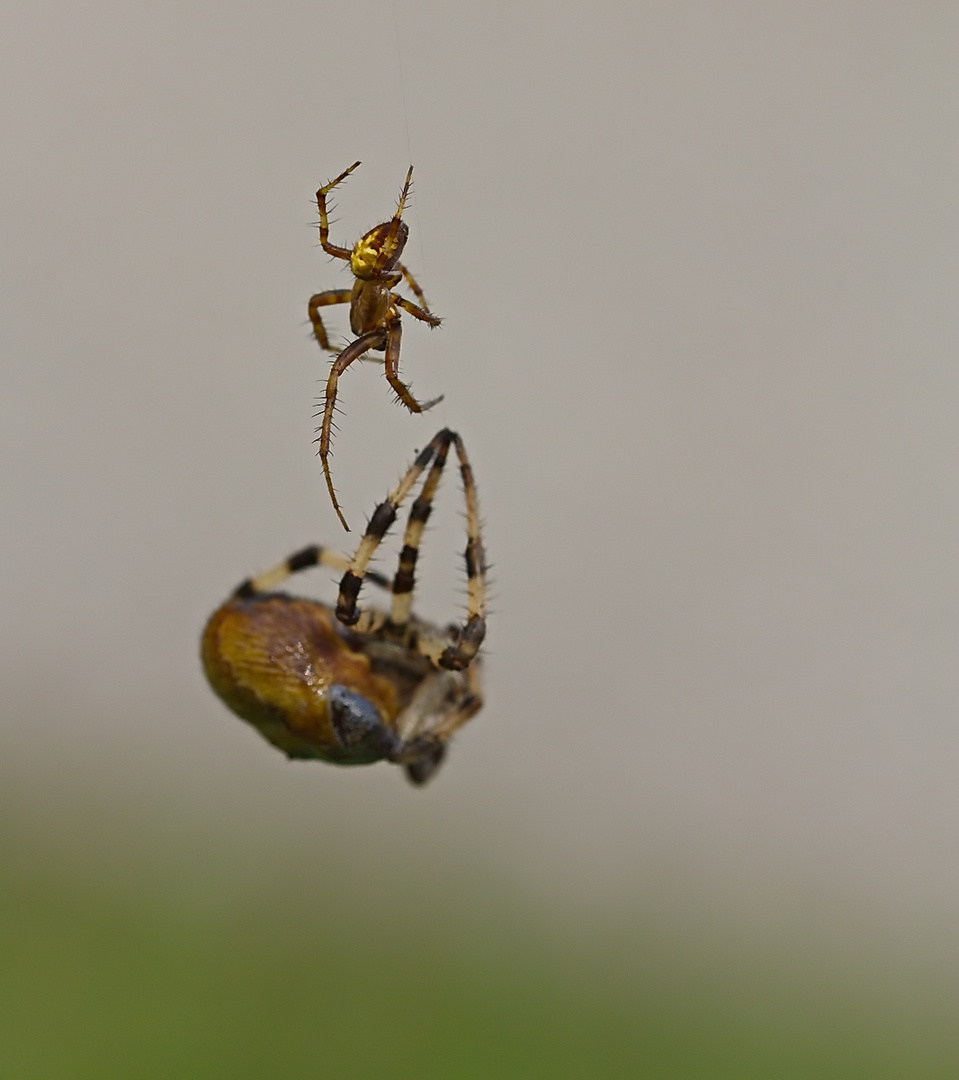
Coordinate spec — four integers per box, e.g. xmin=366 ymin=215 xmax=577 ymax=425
xmin=201 ymin=428 xmax=486 ymax=786
xmin=308 ymin=160 xmax=443 ymax=531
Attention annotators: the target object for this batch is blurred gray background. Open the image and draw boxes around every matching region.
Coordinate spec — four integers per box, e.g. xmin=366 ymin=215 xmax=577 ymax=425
xmin=2 ymin=0 xmax=958 ymax=998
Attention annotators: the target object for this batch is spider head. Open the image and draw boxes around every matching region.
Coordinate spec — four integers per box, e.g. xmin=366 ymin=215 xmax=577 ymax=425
xmin=350 ymin=220 xmax=409 ymax=279
xmin=326 ymin=684 xmax=399 ymax=764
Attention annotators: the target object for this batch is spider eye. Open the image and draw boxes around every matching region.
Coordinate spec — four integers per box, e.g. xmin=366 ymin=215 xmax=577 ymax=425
xmin=327 ymin=685 xmax=397 ymax=763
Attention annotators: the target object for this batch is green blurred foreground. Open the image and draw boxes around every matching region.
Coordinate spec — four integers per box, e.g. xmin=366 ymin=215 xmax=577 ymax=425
xmin=2 ymin=809 xmax=958 ymax=1080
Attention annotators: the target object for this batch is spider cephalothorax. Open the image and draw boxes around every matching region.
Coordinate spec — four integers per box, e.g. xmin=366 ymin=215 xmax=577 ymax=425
xmin=308 ymin=162 xmax=442 ymax=530
xmin=201 ymin=429 xmax=486 ymax=786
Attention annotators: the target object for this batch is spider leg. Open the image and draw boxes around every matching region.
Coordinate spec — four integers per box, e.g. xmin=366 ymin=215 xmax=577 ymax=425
xmin=232 ymin=544 xmax=392 ymax=600
xmin=393 ymin=293 xmax=442 ymax=328
xmin=316 ymin=161 xmax=361 ymax=260
xmin=336 ymin=429 xmax=455 ymax=628
xmin=395 ymin=264 xmax=436 ymax=318
xmin=388 ymin=430 xmax=453 ymax=628
xmin=395 ymin=165 xmax=414 ymax=217
xmin=381 ymin=165 xmax=414 ymax=259
xmin=307 ymin=289 xmax=353 ymax=353
xmin=316 ymin=328 xmax=387 ymax=532
xmin=336 ymin=430 xmax=487 ymax=671
xmin=395 ymin=662 xmax=485 ymax=786
xmin=383 ymin=318 xmax=444 ymax=414
xmin=412 ymin=432 xmax=487 ymax=671
xmin=410 ymin=662 xmax=484 ymax=749
xmin=431 ymin=661 xmax=484 ymax=740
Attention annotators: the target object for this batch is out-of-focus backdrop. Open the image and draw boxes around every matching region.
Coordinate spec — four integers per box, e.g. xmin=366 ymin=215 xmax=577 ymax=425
xmin=2 ymin=2 xmax=958 ymax=1075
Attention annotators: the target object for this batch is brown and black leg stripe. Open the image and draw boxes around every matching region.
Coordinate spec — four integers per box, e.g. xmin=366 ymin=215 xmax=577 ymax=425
xmin=454 ymin=432 xmax=486 ymax=620
xmin=333 ymin=429 xmax=488 ymax=672
xmin=432 ymin=432 xmax=488 ymax=670
xmin=336 ymin=430 xmax=455 ymax=627
xmin=232 ymin=544 xmax=390 ymax=600
xmin=388 ymin=432 xmax=453 ymax=628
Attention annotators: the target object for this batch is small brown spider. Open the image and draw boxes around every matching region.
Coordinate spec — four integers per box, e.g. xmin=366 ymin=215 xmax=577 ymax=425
xmin=308 ymin=161 xmax=443 ymax=530
xmin=201 ymin=429 xmax=486 ymax=786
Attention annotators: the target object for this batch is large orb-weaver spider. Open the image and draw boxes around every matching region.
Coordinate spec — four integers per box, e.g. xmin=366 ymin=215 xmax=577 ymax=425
xmin=201 ymin=429 xmax=486 ymax=786
xmin=308 ymin=161 xmax=443 ymax=531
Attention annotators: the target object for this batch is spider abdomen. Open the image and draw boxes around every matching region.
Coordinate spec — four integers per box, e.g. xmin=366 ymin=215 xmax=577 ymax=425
xmin=201 ymin=594 xmax=401 ymax=765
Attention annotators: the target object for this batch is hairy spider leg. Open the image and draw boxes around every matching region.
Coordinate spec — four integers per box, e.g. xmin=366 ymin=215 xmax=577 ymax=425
xmin=317 ymin=322 xmax=442 ymax=532
xmin=393 ymin=293 xmax=442 ymax=327
xmin=378 ymin=165 xmax=414 ymax=273
xmin=396 ymin=264 xmax=433 ymax=314
xmin=308 ymin=288 xmax=354 ymax=353
xmin=337 ymin=430 xmax=453 ymax=625
xmin=336 ymin=429 xmax=487 ymax=671
xmin=316 ymin=160 xmax=362 ymax=260
xmin=383 ymin=317 xmax=444 ymax=414
xmin=387 ymin=430 xmax=452 ymax=628
xmin=315 ymin=328 xmax=388 ymax=531
xmin=387 ymin=172 xmax=439 ymax=319
xmin=231 ymin=543 xmax=393 ymax=600
xmin=388 ymin=174 xmax=440 ymax=321
xmin=438 ymin=431 xmax=487 ymax=671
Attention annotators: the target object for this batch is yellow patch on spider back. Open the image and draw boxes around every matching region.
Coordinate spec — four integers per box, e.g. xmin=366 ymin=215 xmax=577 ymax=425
xmin=350 ymin=221 xmax=408 ymax=278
